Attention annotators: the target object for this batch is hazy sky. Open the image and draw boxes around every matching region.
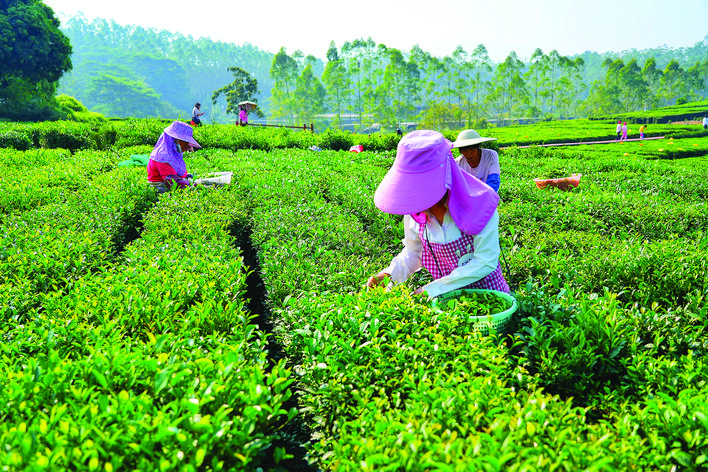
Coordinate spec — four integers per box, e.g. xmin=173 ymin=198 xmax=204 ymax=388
xmin=44 ymin=0 xmax=707 ymax=62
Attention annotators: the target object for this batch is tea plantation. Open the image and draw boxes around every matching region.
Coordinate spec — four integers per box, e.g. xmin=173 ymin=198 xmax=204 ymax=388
xmin=1 ymin=120 xmax=707 ymax=471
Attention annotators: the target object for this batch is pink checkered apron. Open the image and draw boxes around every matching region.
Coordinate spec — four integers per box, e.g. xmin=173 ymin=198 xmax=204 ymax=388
xmin=417 ymin=223 xmax=510 ymax=293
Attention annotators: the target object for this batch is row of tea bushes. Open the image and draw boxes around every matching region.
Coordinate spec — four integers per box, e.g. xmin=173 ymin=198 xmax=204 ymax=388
xmin=599 ymin=99 xmax=708 ymax=124
xmin=0 ymin=119 xmax=399 ymax=153
xmin=492 ymin=119 xmax=708 ymax=146
xmin=1 ymin=164 xmax=156 ymax=314
xmin=0 ymin=121 xmax=120 ymax=151
xmin=1 ymin=151 xmax=299 ymax=470
xmin=500 ymin=146 xmax=708 ymax=304
xmin=0 ymin=147 xmax=121 ymax=217
xmin=284 ymin=288 xmax=704 ymax=471
xmin=212 ymin=146 xmax=708 ymax=470
xmin=3 ymin=132 xmax=707 ymax=469
xmin=222 ymin=149 xmax=386 ymax=303
xmin=117 ymin=121 xmax=401 ymax=153
xmin=7 ymin=116 xmax=705 ymax=155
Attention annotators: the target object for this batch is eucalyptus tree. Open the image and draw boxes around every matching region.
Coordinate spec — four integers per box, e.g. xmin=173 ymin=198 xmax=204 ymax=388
xmin=487 ymin=51 xmax=526 ymax=125
xmin=379 ymin=48 xmax=421 ymax=129
xmin=687 ymin=59 xmax=708 ymax=100
xmin=618 ymin=59 xmax=648 ymax=113
xmin=469 ymin=44 xmax=492 ymax=126
xmin=416 ymin=56 xmax=454 ymax=128
xmin=557 ymin=57 xmax=586 ymax=118
xmin=424 ymin=56 xmax=450 ymax=125
xmin=641 ymin=58 xmax=663 ymax=109
xmin=409 ymin=44 xmax=437 ymax=114
xmin=365 ymin=43 xmax=389 ymax=130
xmin=409 ymin=44 xmax=439 ymax=116
xmin=403 ymin=60 xmax=422 ymax=123
xmin=579 ymin=80 xmax=621 ymax=117
xmin=598 ymin=58 xmax=626 ymax=114
xmin=379 ymin=48 xmax=410 ymax=130
xmin=269 ymin=47 xmax=300 ymax=122
xmin=440 ymin=54 xmax=457 ymax=112
xmin=660 ymin=59 xmax=688 ymax=105
xmin=294 ymin=59 xmax=326 ymax=126
xmin=322 ymin=41 xmax=350 ymax=129
xmin=545 ymin=50 xmax=569 ymax=117
xmin=341 ymin=38 xmax=377 ymax=131
xmin=599 ymin=57 xmax=647 ymax=113
xmin=525 ymin=48 xmax=549 ymax=117
xmin=448 ymin=46 xmax=472 ymax=128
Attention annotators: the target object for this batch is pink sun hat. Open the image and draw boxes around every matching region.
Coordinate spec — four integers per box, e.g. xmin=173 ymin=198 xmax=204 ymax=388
xmin=374 ymin=129 xmax=499 ymax=234
xmin=164 ymin=121 xmax=201 ymax=148
xmin=374 ymin=130 xmax=450 ymax=215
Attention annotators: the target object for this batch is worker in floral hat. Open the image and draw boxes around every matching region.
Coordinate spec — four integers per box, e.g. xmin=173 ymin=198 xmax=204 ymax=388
xmin=452 ymin=129 xmax=501 ymax=192
xmin=147 ymin=121 xmax=201 ymax=193
xmin=366 ymin=130 xmax=509 ymax=297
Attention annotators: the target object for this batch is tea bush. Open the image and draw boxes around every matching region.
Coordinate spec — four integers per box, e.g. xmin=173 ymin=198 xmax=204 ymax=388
xmin=2 ymin=119 xmax=708 ymax=471
xmin=0 ymin=130 xmax=32 ymax=150
xmin=216 ymin=140 xmax=708 ymax=470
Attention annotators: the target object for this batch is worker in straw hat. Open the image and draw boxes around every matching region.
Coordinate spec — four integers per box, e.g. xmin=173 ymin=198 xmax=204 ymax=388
xmin=366 ymin=130 xmax=509 ymax=297
xmin=452 ymin=129 xmax=501 ymax=192
xmin=147 ymin=121 xmax=201 ymax=193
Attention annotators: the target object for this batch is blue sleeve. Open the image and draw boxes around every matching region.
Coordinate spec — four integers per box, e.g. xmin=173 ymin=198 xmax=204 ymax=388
xmin=486 ymin=173 xmax=500 ymax=192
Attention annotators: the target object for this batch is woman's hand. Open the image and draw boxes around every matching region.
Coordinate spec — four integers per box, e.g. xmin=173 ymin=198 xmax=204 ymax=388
xmin=413 ymin=286 xmax=427 ymax=296
xmin=366 ymin=272 xmax=390 ymax=289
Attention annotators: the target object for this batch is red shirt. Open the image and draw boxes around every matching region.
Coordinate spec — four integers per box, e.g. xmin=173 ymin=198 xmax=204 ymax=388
xmin=147 ymin=159 xmax=185 ymax=182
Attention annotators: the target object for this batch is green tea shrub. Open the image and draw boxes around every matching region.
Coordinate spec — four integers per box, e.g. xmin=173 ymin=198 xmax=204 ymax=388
xmin=3 ymin=120 xmax=708 ymax=470
xmin=318 ymin=129 xmax=354 ymax=151
xmin=89 ymin=123 xmax=118 ymax=150
xmin=514 ymin=287 xmax=636 ymax=404
xmin=627 ymin=388 xmax=708 ymax=469
xmin=0 ymin=334 xmax=296 ymax=472
xmin=0 ymin=131 xmax=32 ymax=150
xmin=23 ymin=122 xmax=103 ymax=151
xmin=113 ymin=118 xmax=170 ymax=148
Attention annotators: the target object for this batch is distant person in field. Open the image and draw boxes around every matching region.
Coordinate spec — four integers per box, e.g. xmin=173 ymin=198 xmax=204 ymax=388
xmin=192 ymin=102 xmax=204 ymax=126
xmin=453 ymin=129 xmax=501 ymax=193
xmin=366 ymin=130 xmax=509 ymax=297
xmin=239 ymin=105 xmax=248 ymax=125
xmin=703 ymin=116 xmax=708 ymax=129
xmin=616 ymin=120 xmax=622 ymax=141
xmin=639 ymin=124 xmax=647 ymax=139
xmin=396 ymin=126 xmax=403 ymax=136
xmin=621 ymin=122 xmax=628 ymax=141
xmin=147 ymin=121 xmax=200 ymax=193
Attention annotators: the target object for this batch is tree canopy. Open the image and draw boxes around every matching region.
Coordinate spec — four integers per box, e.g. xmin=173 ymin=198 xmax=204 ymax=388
xmin=0 ymin=0 xmax=72 ymax=121
xmin=41 ymin=14 xmax=708 ymax=128
xmin=211 ymin=66 xmax=263 ymax=118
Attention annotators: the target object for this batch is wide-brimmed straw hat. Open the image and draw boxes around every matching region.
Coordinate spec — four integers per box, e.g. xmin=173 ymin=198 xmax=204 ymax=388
xmin=164 ymin=121 xmax=201 ymax=148
xmin=374 ymin=130 xmax=452 ymax=215
xmin=452 ymin=129 xmax=497 ymax=148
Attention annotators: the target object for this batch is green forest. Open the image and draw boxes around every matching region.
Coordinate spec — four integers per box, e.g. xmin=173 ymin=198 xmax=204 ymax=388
xmin=1 ymin=2 xmax=708 ymax=131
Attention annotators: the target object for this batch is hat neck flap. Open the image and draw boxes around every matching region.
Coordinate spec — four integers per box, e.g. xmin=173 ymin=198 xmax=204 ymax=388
xmin=443 ymin=152 xmax=499 ymax=234
xmin=150 ymin=132 xmax=187 ymax=176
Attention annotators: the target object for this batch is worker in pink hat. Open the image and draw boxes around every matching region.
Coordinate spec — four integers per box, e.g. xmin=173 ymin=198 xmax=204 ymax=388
xmin=366 ymin=129 xmax=509 ymax=297
xmin=147 ymin=121 xmax=201 ymax=193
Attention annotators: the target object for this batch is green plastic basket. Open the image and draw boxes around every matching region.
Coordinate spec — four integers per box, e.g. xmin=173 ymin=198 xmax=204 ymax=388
xmin=431 ymin=289 xmax=518 ymax=335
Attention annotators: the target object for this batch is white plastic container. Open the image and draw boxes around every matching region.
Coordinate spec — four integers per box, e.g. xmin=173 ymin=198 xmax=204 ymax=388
xmin=195 ymin=171 xmax=233 ymax=186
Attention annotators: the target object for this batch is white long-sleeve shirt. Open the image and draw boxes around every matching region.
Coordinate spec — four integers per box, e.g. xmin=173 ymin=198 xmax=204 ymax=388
xmin=383 ymin=209 xmax=501 ymax=298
